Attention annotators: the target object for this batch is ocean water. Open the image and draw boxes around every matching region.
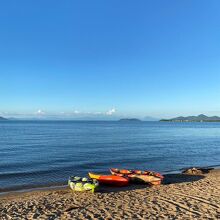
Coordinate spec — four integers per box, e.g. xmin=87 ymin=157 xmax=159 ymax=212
xmin=0 ymin=120 xmax=220 ymax=192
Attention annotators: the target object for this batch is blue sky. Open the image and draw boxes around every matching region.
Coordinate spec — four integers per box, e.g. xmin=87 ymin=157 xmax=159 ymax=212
xmin=0 ymin=0 xmax=220 ymax=119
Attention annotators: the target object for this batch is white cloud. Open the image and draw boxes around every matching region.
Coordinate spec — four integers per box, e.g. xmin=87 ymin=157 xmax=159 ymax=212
xmin=36 ymin=109 xmax=45 ymax=115
xmin=73 ymin=110 xmax=80 ymax=114
xmin=106 ymin=108 xmax=116 ymax=115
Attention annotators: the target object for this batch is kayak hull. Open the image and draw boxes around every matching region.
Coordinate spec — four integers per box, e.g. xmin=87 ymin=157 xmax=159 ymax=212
xmin=88 ymin=173 xmax=129 ymax=186
xmin=110 ymin=168 xmax=164 ymax=185
xmin=68 ymin=176 xmax=99 ymax=193
xmin=129 ymin=175 xmax=162 ymax=185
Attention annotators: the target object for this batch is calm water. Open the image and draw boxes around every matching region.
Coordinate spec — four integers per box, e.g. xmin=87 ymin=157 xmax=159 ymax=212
xmin=0 ymin=120 xmax=220 ymax=192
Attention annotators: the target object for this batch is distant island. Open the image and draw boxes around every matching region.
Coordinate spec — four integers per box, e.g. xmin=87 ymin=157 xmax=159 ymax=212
xmin=160 ymin=114 xmax=220 ymax=122
xmin=119 ymin=118 xmax=142 ymax=122
xmin=0 ymin=116 xmax=8 ymax=121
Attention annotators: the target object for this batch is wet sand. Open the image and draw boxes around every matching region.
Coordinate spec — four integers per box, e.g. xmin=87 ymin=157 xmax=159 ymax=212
xmin=1 ymin=169 xmax=220 ymax=219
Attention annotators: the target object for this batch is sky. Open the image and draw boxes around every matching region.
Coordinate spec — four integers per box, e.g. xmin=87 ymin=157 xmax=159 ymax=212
xmin=0 ymin=0 xmax=220 ymax=119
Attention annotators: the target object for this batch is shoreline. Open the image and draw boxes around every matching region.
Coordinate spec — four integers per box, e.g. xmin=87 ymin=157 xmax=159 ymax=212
xmin=1 ymin=169 xmax=220 ymax=219
xmin=1 ymin=164 xmax=220 ymax=196
xmin=0 ymin=184 xmax=68 ymax=198
xmin=0 ymin=170 xmax=207 ymax=198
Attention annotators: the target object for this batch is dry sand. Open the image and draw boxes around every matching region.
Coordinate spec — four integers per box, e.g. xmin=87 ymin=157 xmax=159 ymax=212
xmin=0 ymin=169 xmax=220 ymax=220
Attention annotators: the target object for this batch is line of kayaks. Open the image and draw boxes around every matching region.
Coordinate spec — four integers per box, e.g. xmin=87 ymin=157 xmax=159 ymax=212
xmin=68 ymin=168 xmax=164 ymax=193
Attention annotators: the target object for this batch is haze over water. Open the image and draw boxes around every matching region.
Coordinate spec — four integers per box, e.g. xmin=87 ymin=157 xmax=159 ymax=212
xmin=0 ymin=120 xmax=220 ymax=192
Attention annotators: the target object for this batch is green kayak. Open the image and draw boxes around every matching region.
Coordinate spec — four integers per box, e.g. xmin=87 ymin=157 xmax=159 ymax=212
xmin=68 ymin=176 xmax=99 ymax=193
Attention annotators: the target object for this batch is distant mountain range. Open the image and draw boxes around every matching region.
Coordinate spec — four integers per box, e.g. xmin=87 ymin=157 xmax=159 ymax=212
xmin=0 ymin=114 xmax=158 ymax=121
xmin=0 ymin=116 xmax=7 ymax=121
xmin=119 ymin=118 xmax=142 ymax=122
xmin=160 ymin=114 xmax=220 ymax=122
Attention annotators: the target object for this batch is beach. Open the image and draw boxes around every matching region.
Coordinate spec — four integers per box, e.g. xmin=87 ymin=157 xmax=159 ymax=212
xmin=1 ymin=169 xmax=220 ymax=219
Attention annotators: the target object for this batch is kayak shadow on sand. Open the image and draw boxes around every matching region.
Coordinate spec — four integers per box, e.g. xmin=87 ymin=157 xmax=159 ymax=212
xmin=97 ymin=173 xmax=205 ymax=193
xmin=162 ymin=173 xmax=204 ymax=185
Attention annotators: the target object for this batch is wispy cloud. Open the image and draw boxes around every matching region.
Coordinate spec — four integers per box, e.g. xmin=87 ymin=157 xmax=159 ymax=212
xmin=94 ymin=112 xmax=102 ymax=115
xmin=106 ymin=108 xmax=116 ymax=115
xmin=73 ymin=110 xmax=80 ymax=114
xmin=36 ymin=109 xmax=45 ymax=115
xmin=0 ymin=107 xmax=119 ymax=119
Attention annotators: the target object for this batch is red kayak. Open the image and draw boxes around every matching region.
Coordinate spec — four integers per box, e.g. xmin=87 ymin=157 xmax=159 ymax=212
xmin=88 ymin=172 xmax=129 ymax=186
xmin=110 ymin=168 xmax=164 ymax=185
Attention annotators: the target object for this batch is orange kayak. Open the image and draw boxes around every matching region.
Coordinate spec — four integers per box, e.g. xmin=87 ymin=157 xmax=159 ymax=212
xmin=110 ymin=168 xmax=164 ymax=185
xmin=88 ymin=172 xmax=129 ymax=186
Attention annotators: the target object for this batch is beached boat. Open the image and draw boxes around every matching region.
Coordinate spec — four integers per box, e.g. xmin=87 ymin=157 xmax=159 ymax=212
xmin=110 ymin=168 xmax=164 ymax=185
xmin=68 ymin=176 xmax=99 ymax=193
xmin=88 ymin=173 xmax=129 ymax=186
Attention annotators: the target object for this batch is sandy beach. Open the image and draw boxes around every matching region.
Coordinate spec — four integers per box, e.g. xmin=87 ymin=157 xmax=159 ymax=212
xmin=0 ymin=169 xmax=220 ymax=219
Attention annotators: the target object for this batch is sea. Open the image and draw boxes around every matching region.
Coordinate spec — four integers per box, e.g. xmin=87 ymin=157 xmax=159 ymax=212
xmin=0 ymin=120 xmax=220 ymax=192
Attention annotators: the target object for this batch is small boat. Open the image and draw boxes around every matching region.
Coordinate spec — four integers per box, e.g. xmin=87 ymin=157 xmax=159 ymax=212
xmin=110 ymin=168 xmax=164 ymax=185
xmin=88 ymin=173 xmax=129 ymax=186
xmin=68 ymin=176 xmax=99 ymax=193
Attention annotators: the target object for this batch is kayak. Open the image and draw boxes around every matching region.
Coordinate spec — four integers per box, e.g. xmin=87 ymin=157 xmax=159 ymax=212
xmin=110 ymin=168 xmax=164 ymax=185
xmin=88 ymin=172 xmax=129 ymax=186
xmin=110 ymin=168 xmax=163 ymax=185
xmin=68 ymin=176 xmax=99 ymax=193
